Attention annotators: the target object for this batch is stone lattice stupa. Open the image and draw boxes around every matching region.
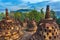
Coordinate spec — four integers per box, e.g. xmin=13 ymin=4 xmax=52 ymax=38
xmin=28 ymin=5 xmax=60 ymax=40
xmin=0 ymin=9 xmax=23 ymax=40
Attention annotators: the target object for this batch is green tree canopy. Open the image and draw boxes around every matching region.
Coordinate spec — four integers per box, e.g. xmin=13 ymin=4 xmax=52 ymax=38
xmin=27 ymin=9 xmax=41 ymax=22
xmin=40 ymin=8 xmax=45 ymax=19
xmin=14 ymin=12 xmax=22 ymax=20
xmin=0 ymin=13 xmax=5 ymax=20
xmin=56 ymin=18 xmax=60 ymax=24
xmin=50 ymin=9 xmax=57 ymax=19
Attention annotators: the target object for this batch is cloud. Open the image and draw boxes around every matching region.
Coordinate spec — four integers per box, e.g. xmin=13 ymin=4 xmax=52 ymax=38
xmin=22 ymin=0 xmax=49 ymax=3
xmin=50 ymin=0 xmax=60 ymax=2
xmin=0 ymin=0 xmax=23 ymax=12
xmin=9 ymin=4 xmax=30 ymax=11
xmin=0 ymin=0 xmax=60 ymax=12
xmin=22 ymin=0 xmax=60 ymax=3
xmin=8 ymin=6 xmax=20 ymax=11
xmin=0 ymin=0 xmax=32 ymax=12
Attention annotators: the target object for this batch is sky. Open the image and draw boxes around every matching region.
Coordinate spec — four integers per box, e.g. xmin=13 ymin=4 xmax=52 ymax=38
xmin=0 ymin=0 xmax=60 ymax=12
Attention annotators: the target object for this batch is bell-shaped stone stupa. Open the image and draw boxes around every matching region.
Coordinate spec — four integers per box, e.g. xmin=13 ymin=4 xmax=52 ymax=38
xmin=0 ymin=9 xmax=23 ymax=40
xmin=28 ymin=5 xmax=60 ymax=40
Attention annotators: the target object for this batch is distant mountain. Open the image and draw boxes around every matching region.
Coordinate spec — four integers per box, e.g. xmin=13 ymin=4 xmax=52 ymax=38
xmin=10 ymin=9 xmax=32 ymax=13
xmin=10 ymin=8 xmax=60 ymax=18
xmin=16 ymin=9 xmax=32 ymax=12
xmin=55 ymin=11 xmax=60 ymax=18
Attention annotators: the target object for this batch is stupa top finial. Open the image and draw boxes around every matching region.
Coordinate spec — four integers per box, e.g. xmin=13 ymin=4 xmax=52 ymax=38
xmin=5 ymin=8 xmax=9 ymax=19
xmin=45 ymin=5 xmax=50 ymax=19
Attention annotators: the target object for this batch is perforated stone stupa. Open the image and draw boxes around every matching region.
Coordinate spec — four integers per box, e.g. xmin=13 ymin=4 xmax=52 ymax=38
xmin=0 ymin=9 xmax=23 ymax=40
xmin=28 ymin=5 xmax=60 ymax=40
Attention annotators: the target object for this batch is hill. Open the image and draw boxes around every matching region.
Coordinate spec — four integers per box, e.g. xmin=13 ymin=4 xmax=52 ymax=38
xmin=55 ymin=11 xmax=60 ymax=18
xmin=11 ymin=9 xmax=32 ymax=13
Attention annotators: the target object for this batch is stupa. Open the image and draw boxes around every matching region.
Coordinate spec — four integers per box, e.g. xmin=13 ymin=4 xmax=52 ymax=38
xmin=22 ymin=18 xmax=37 ymax=31
xmin=0 ymin=9 xmax=23 ymax=40
xmin=28 ymin=5 xmax=60 ymax=40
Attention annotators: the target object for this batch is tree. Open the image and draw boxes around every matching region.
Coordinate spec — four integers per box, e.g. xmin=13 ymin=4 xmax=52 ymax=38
xmin=56 ymin=18 xmax=60 ymax=24
xmin=27 ymin=9 xmax=41 ymax=22
xmin=14 ymin=12 xmax=22 ymax=20
xmin=50 ymin=9 xmax=57 ymax=19
xmin=0 ymin=13 xmax=5 ymax=20
xmin=40 ymin=8 xmax=45 ymax=19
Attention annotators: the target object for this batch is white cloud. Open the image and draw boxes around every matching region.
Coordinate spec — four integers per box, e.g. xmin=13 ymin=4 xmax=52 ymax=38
xmin=9 ymin=6 xmax=20 ymax=11
xmin=50 ymin=0 xmax=60 ymax=2
xmin=0 ymin=0 xmax=60 ymax=12
xmin=0 ymin=2 xmax=13 ymax=7
xmin=4 ymin=4 xmax=30 ymax=11
xmin=22 ymin=0 xmax=49 ymax=3
xmin=0 ymin=1 xmax=30 ymax=12
xmin=22 ymin=0 xmax=60 ymax=3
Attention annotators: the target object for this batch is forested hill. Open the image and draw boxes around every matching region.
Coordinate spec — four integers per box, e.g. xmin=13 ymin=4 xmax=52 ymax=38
xmin=55 ymin=11 xmax=60 ymax=18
